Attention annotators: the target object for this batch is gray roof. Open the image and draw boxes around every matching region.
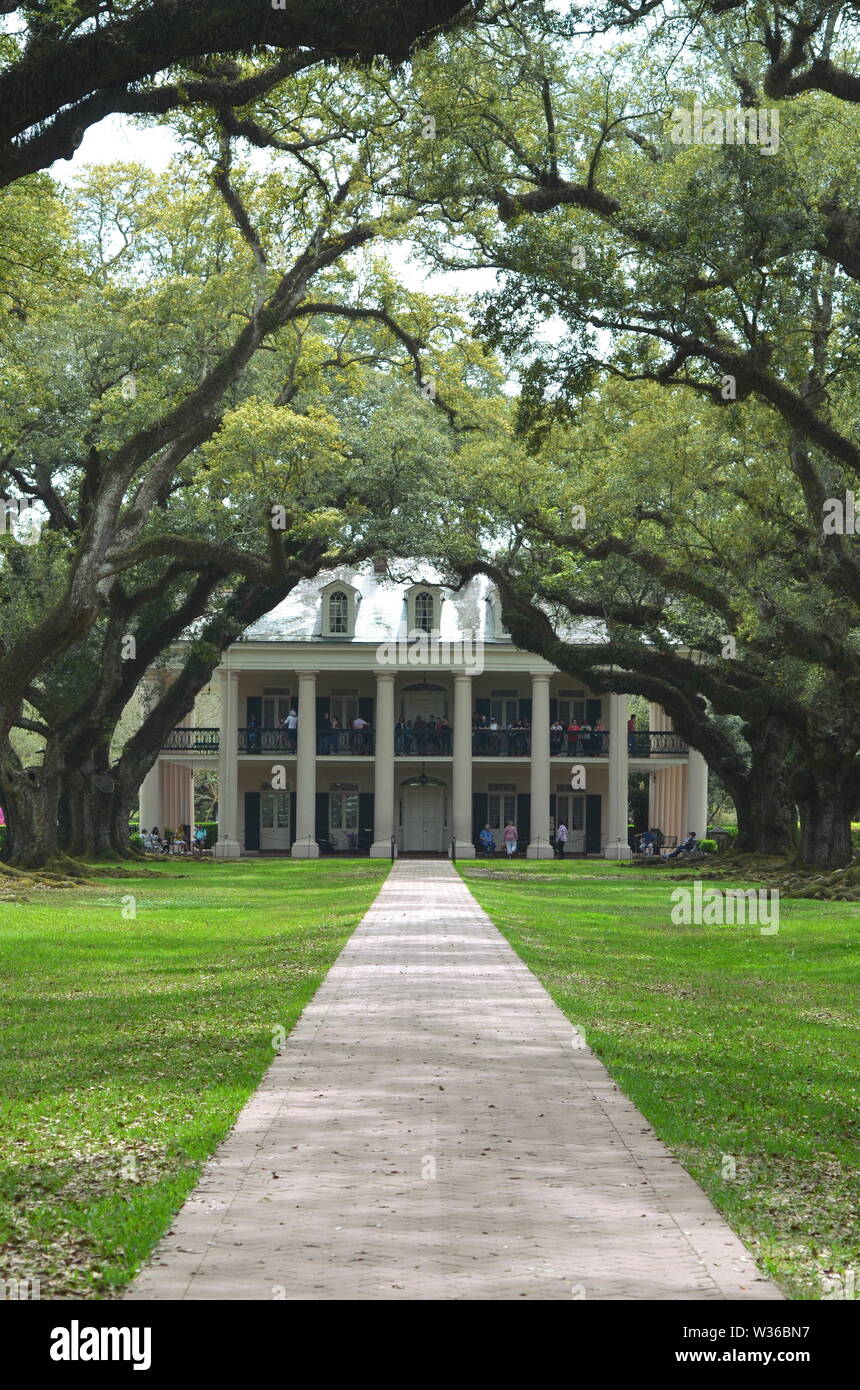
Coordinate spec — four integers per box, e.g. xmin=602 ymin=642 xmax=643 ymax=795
xmin=239 ymin=563 xmax=603 ymax=645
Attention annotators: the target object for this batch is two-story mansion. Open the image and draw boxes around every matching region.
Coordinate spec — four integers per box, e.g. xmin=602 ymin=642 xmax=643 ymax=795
xmin=139 ymin=564 xmax=708 ymax=859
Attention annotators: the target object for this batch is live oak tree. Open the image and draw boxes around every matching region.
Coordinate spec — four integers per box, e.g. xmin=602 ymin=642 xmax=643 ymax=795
xmin=386 ymin=11 xmax=860 ymax=864
xmin=451 ymin=392 xmax=860 ymax=869
xmin=0 ymin=0 xmax=489 ymax=187
xmin=0 ymin=106 xmax=470 ymax=868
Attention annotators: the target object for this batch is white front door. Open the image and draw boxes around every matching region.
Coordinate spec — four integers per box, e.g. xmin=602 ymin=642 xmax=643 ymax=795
xmin=555 ymin=792 xmax=586 ymax=854
xmin=261 ymin=790 xmax=290 ymax=850
xmin=401 ymin=783 xmax=446 ymax=851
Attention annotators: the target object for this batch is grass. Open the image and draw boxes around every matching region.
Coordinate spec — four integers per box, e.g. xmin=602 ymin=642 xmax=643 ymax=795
xmin=458 ymin=858 xmax=860 ymax=1301
xmin=0 ymin=857 xmax=387 ymax=1299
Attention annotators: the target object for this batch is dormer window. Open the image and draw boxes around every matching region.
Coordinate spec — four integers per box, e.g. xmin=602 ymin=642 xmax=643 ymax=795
xmin=405 ymin=582 xmax=442 ymax=636
xmin=488 ymin=590 xmax=511 ymax=639
xmin=321 ymin=580 xmax=359 ymax=638
xmin=415 ymin=590 xmax=434 ymax=633
xmin=329 ymin=590 xmax=349 ymax=635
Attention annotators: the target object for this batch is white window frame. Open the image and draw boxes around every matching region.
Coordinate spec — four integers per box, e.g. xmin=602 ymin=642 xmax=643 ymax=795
xmin=321 ymin=580 xmax=359 ymax=638
xmin=406 ymin=583 xmax=442 ymax=635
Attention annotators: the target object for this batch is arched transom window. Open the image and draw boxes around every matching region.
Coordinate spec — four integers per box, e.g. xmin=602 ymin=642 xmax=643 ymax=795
xmin=329 ymin=590 xmax=349 ymax=635
xmin=414 ymin=590 xmax=434 ymax=632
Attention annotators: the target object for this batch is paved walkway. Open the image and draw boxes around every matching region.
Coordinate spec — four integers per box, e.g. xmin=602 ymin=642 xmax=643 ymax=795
xmin=126 ymin=861 xmax=781 ymax=1300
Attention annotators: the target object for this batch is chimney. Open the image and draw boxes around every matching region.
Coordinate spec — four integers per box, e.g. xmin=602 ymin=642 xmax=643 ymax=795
xmin=372 ymin=556 xmax=387 ymax=575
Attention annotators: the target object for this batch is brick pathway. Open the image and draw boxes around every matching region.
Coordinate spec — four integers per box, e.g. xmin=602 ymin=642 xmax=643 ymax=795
xmin=126 ymin=860 xmax=782 ymax=1300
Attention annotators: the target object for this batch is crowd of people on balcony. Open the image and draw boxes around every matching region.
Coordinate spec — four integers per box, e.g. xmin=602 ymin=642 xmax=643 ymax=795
xmin=549 ymin=717 xmax=608 ymax=756
xmin=395 ymin=715 xmax=453 ymax=754
xmin=235 ymin=706 xmax=674 ymax=759
xmin=472 ymin=712 xmax=531 ymax=754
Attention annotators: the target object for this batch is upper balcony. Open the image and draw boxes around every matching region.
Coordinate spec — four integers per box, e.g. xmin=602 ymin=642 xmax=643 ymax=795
xmin=161 ymin=726 xmax=689 ymax=758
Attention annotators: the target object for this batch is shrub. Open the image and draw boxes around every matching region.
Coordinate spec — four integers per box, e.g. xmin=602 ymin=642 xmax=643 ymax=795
xmin=129 ymin=833 xmax=144 ymax=853
xmin=699 ymin=838 xmax=717 ymax=854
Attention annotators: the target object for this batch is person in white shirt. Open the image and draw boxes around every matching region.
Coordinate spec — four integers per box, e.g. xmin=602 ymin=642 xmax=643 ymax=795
xmin=555 ymin=821 xmax=568 ymax=858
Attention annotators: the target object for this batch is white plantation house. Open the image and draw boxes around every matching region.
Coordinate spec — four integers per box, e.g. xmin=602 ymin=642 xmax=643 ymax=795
xmin=139 ymin=564 xmax=708 ymax=859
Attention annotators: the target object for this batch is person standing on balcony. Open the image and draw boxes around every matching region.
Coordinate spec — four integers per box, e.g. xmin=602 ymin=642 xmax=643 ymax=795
xmin=247 ymin=712 xmax=260 ymax=754
xmin=351 ymin=712 xmax=369 ymax=752
xmin=439 ymin=716 xmax=452 ymax=754
xmin=628 ymin=714 xmax=637 ymax=754
xmin=285 ymin=707 xmax=297 ymax=754
xmin=319 ymin=710 xmax=333 ymax=755
xmin=594 ymin=718 xmax=606 ymax=754
xmin=566 ymin=718 xmax=580 ymax=755
xmin=503 ymin=820 xmax=519 ymax=856
xmin=550 ymin=718 xmax=564 ymax=755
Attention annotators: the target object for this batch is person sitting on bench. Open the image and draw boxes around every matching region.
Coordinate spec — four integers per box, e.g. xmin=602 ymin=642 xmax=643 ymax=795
xmin=479 ymin=824 xmax=496 ymax=855
xmin=666 ymin=830 xmax=698 ymax=858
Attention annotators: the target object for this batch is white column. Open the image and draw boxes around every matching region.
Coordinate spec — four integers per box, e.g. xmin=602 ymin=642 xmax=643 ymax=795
xmin=371 ymin=672 xmax=396 ymax=857
xmin=686 ymin=747 xmax=709 ymax=839
xmin=605 ymin=692 xmax=632 ymax=858
xmin=214 ymin=669 xmax=241 ymax=859
xmin=451 ymin=673 xmax=475 ymax=858
xmin=139 ymin=760 xmax=161 ymax=833
xmin=527 ymin=672 xmax=553 ymax=858
xmin=292 ymin=670 xmax=319 ymax=858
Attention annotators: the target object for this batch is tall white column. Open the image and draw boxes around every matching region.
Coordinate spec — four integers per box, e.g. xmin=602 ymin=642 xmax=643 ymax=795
xmin=292 ymin=670 xmax=319 ymax=858
xmin=371 ymin=672 xmax=396 ymax=857
xmin=605 ymin=692 xmax=632 ymax=859
xmin=214 ymin=669 xmax=241 ymax=858
xmin=139 ymin=760 xmax=161 ymax=833
xmin=527 ymin=672 xmax=553 ymax=858
xmin=686 ymin=747 xmax=709 ymax=839
xmin=451 ymin=673 xmax=475 ymax=858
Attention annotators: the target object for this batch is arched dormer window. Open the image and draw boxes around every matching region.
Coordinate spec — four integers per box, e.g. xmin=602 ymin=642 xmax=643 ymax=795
xmin=405 ymin=582 xmax=442 ymax=636
xmin=321 ymin=579 xmax=359 ymax=638
xmin=414 ymin=590 xmax=434 ymax=633
xmin=328 ymin=590 xmax=349 ymax=635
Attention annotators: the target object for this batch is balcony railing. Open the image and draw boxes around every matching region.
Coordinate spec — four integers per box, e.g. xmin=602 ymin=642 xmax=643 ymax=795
xmin=162 ymin=727 xmax=220 ymax=753
xmin=628 ymin=731 xmax=688 ymax=756
xmin=161 ymin=726 xmax=688 ymax=757
xmin=236 ymin=727 xmax=375 ymax=755
xmin=316 ymin=728 xmax=375 ymax=755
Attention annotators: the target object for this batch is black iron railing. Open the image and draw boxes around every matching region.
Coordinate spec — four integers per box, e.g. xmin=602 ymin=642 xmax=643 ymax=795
xmin=548 ymin=731 xmax=609 ymax=757
xmin=162 ymin=727 xmax=220 ymax=753
xmin=236 ymin=727 xmax=374 ymax=754
xmin=627 ymin=731 xmax=689 ymax=756
xmin=162 ymin=724 xmax=688 ymax=758
xmin=315 ymin=728 xmax=375 ymax=755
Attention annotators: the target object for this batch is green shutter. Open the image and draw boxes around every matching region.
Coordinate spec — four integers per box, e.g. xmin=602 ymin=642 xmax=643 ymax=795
xmin=517 ymin=793 xmax=531 ymax=851
xmin=358 ymin=792 xmax=375 ymax=851
xmin=315 ymin=792 xmax=329 ymax=848
xmin=585 ymin=794 xmax=602 ymax=855
xmin=244 ymin=792 xmax=260 ymax=851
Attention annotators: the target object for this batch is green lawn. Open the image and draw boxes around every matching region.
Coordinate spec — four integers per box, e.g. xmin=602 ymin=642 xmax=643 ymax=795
xmin=0 ymin=858 xmax=387 ymax=1298
xmin=459 ymin=858 xmax=860 ymax=1301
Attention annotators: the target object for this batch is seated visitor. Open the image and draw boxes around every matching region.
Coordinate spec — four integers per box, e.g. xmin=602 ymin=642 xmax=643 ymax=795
xmin=667 ymin=830 xmax=698 ymax=858
xmin=479 ymin=824 xmax=496 ymax=855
